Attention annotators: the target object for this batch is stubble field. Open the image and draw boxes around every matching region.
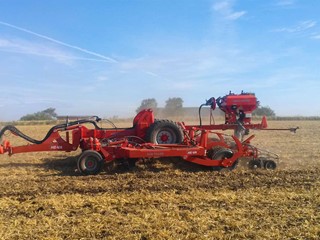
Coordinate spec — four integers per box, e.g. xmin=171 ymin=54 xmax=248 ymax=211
xmin=0 ymin=120 xmax=319 ymax=239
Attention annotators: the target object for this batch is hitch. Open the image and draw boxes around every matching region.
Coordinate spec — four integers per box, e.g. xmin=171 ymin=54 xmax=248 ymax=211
xmin=260 ymin=126 xmax=299 ymax=133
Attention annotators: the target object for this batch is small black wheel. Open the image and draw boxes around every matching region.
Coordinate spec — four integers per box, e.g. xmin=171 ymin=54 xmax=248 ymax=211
xmin=145 ymin=120 xmax=184 ymax=144
xmin=128 ymin=158 xmax=138 ymax=169
xmin=77 ymin=150 xmax=104 ymax=175
xmin=207 ymin=147 xmax=236 ymax=171
xmin=248 ymin=159 xmax=262 ymax=169
xmin=264 ymin=160 xmax=277 ymax=170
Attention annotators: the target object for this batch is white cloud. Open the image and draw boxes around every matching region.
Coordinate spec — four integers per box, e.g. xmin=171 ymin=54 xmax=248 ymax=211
xmin=274 ymin=20 xmax=317 ymax=33
xmin=0 ymin=37 xmax=75 ymax=65
xmin=0 ymin=38 xmax=10 ymax=47
xmin=111 ymin=44 xmax=270 ymax=92
xmin=169 ymin=81 xmax=197 ymax=90
xmin=225 ymin=11 xmax=246 ymax=20
xmin=212 ymin=0 xmax=246 ymax=21
xmin=275 ymin=0 xmax=295 ymax=6
xmin=96 ymin=76 xmax=109 ymax=82
xmin=311 ymin=34 xmax=320 ymax=40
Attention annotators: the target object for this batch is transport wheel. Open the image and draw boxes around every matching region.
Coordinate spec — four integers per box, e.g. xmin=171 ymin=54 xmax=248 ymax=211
xmin=77 ymin=150 xmax=104 ymax=175
xmin=248 ymin=159 xmax=262 ymax=169
xmin=208 ymin=147 xmax=236 ymax=171
xmin=264 ymin=160 xmax=277 ymax=170
xmin=145 ymin=120 xmax=184 ymax=144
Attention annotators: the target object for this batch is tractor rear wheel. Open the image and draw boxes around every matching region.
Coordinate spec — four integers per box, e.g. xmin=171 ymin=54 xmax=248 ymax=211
xmin=77 ymin=150 xmax=104 ymax=175
xmin=145 ymin=120 xmax=184 ymax=144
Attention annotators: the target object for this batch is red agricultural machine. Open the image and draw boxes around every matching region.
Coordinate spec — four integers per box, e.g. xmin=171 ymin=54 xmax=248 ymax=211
xmin=0 ymin=92 xmax=298 ymax=175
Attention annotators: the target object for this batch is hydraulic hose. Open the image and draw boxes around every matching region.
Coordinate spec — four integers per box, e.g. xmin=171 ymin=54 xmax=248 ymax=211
xmin=0 ymin=119 xmax=102 ymax=145
xmin=198 ymin=104 xmax=206 ymax=127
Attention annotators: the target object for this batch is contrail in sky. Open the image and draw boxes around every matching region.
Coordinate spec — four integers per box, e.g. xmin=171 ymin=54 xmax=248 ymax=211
xmin=0 ymin=49 xmax=112 ymax=62
xmin=0 ymin=20 xmax=118 ymax=63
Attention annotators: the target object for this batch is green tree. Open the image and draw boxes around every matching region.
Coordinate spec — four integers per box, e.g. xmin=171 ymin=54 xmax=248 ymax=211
xmin=20 ymin=108 xmax=58 ymax=121
xmin=164 ymin=97 xmax=184 ymax=117
xmin=136 ymin=98 xmax=158 ymax=113
xmin=254 ymin=106 xmax=276 ymax=117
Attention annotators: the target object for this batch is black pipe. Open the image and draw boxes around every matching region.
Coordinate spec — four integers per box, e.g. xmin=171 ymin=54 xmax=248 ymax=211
xmin=0 ymin=119 xmax=102 ymax=145
xmin=198 ymin=104 xmax=206 ymax=127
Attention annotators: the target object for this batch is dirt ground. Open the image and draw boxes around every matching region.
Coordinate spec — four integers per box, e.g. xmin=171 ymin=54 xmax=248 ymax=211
xmin=0 ymin=120 xmax=319 ymax=239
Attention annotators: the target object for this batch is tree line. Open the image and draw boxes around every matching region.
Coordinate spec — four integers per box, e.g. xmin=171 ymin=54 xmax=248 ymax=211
xmin=18 ymin=99 xmax=275 ymax=121
xmin=136 ymin=97 xmax=184 ymax=117
xmin=135 ymin=98 xmax=275 ymax=117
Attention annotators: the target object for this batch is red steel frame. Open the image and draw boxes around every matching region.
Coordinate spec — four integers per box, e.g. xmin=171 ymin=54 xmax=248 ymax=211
xmin=1 ymin=91 xmax=299 ymax=173
xmin=0 ymin=108 xmax=260 ymax=169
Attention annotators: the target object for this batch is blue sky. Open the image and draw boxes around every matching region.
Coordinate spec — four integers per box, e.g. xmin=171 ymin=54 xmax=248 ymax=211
xmin=0 ymin=0 xmax=319 ymax=120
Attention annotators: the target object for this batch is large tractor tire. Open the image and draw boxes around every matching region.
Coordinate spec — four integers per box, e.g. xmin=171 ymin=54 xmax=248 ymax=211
xmin=77 ymin=150 xmax=104 ymax=175
xmin=145 ymin=120 xmax=184 ymax=144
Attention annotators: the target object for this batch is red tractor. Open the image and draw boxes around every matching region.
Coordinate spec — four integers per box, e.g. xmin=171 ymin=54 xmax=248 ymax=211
xmin=0 ymin=92 xmax=297 ymax=175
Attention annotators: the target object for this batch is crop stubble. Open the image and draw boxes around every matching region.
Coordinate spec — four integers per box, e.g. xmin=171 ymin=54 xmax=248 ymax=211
xmin=0 ymin=120 xmax=319 ymax=239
